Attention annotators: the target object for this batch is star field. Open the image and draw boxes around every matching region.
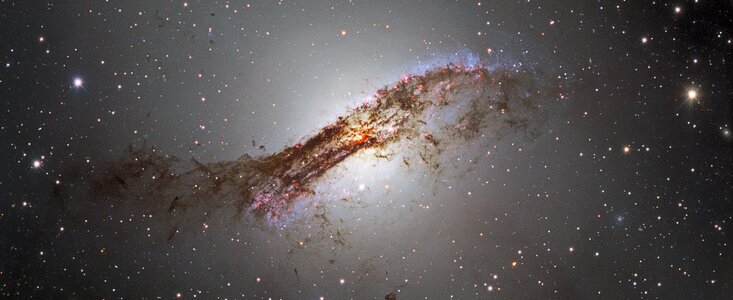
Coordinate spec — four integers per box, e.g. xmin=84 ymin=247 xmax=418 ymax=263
xmin=1 ymin=1 xmax=731 ymax=299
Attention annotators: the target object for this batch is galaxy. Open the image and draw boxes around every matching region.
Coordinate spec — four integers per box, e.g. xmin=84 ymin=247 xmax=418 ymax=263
xmin=1 ymin=1 xmax=732 ymax=299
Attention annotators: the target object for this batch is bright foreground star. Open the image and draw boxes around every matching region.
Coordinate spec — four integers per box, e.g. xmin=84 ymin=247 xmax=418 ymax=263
xmin=73 ymin=78 xmax=83 ymax=88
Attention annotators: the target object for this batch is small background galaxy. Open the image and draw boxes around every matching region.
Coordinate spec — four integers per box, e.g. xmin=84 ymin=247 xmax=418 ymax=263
xmin=1 ymin=1 xmax=732 ymax=299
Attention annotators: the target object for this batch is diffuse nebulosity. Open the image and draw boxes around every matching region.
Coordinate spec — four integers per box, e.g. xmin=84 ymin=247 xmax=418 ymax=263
xmin=55 ymin=63 xmax=558 ymax=237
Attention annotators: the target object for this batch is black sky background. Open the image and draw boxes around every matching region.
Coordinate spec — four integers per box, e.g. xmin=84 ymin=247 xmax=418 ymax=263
xmin=1 ymin=0 xmax=732 ymax=299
